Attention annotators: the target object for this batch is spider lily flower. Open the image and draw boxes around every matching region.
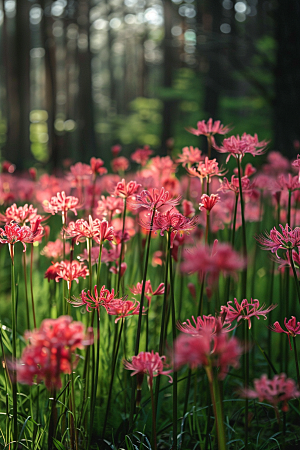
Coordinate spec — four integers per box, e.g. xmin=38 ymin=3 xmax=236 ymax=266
xmin=55 ymin=260 xmax=89 ymax=288
xmin=221 ymin=298 xmax=277 ymax=329
xmin=64 ymin=216 xmax=114 ymax=245
xmin=215 ymin=133 xmax=268 ymax=163
xmin=256 ymin=224 xmax=300 ymax=257
xmin=14 ymin=315 xmax=93 ymax=390
xmin=218 ymin=175 xmax=253 ymax=194
xmin=90 ymin=157 xmax=107 ymax=177
xmin=240 ymin=373 xmax=300 ymax=413
xmin=129 ymin=280 xmax=165 ymax=303
xmin=270 ymin=316 xmax=300 ymax=349
xmin=175 ymin=146 xmax=203 ymax=167
xmin=111 ymin=156 xmax=129 ymax=173
xmin=41 ymin=239 xmax=70 ymax=260
xmin=42 ymin=191 xmax=79 ymax=223
xmin=69 ymin=285 xmax=123 ymax=313
xmin=186 ymin=157 xmax=225 ymax=180
xmin=186 ymin=118 xmax=231 ymax=137
xmin=199 ymin=193 xmax=220 ymax=212
xmin=0 ymin=221 xmax=36 ymax=260
xmin=128 ymin=187 xmax=181 ymax=212
xmin=131 ymin=146 xmax=153 ymax=166
xmin=106 ymin=298 xmax=143 ymax=323
xmin=177 ymin=314 xmax=233 ymax=336
xmin=0 ymin=203 xmax=42 ymax=225
xmin=124 ymin=351 xmax=172 ymax=389
xmin=113 ymin=179 xmax=141 ymax=198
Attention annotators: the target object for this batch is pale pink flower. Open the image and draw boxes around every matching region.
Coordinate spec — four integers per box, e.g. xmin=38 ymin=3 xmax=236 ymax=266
xmin=67 ymin=162 xmax=92 ymax=186
xmin=113 ymin=179 xmax=141 ymax=199
xmin=131 ymin=146 xmax=153 ymax=166
xmin=124 ymin=351 xmax=172 ymax=388
xmin=55 ymin=260 xmax=89 ymax=287
xmin=221 ymin=298 xmax=277 ymax=329
xmin=129 ymin=187 xmax=181 ymax=211
xmin=129 ymin=280 xmax=165 ymax=302
xmin=175 ymin=146 xmax=203 ymax=167
xmin=15 ymin=316 xmax=93 ymax=390
xmin=187 ymin=118 xmax=231 ymax=137
xmin=215 ymin=133 xmax=268 ymax=163
xmin=42 ymin=191 xmax=79 ymax=222
xmin=95 ymin=195 xmax=123 ymax=219
xmin=0 ymin=203 xmax=42 ymax=225
xmin=148 ymin=156 xmax=176 ymax=179
xmin=256 ymin=224 xmax=300 ymax=256
xmin=41 ymin=239 xmax=70 ymax=260
xmin=240 ymin=373 xmax=300 ymax=412
xmin=65 ymin=216 xmax=113 ymax=245
xmin=111 ymin=156 xmax=129 ymax=173
xmin=199 ymin=193 xmax=220 ymax=212
xmin=186 ymin=157 xmax=223 ymax=180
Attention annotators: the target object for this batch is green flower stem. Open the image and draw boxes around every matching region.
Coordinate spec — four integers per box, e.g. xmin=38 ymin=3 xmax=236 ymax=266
xmin=289 ymin=248 xmax=300 ymax=307
xmin=22 ymin=252 xmax=30 ymax=330
xmin=89 ymin=309 xmax=101 ymax=448
xmin=30 ymin=244 xmax=37 ymax=328
xmin=244 ymin=321 xmax=250 ymax=450
xmin=197 ymin=273 xmax=205 ymax=317
xmin=236 ymin=156 xmax=247 ymax=299
xmin=10 ymin=246 xmax=18 ymax=448
xmin=224 ymin=192 xmax=239 ymax=303
xmin=102 ymin=319 xmax=124 ymax=438
xmin=293 ymin=337 xmax=300 ymax=389
xmin=87 ymin=238 xmax=93 ymax=293
xmin=96 ymin=242 xmax=103 ymax=289
xmin=168 ymin=231 xmax=178 ymax=450
xmin=205 ymin=365 xmax=226 ymax=450
xmin=150 ymin=381 xmax=157 ymax=450
xmin=62 ymin=217 xmax=67 ymax=316
xmin=117 ymin=199 xmax=127 ymax=294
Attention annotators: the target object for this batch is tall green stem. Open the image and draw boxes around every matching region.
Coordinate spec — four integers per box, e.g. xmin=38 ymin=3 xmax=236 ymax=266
xmin=117 ymin=199 xmax=127 ymax=293
xmin=289 ymin=248 xmax=300 ymax=307
xmin=30 ymin=244 xmax=37 ymax=328
xmin=22 ymin=252 xmax=30 ymax=330
xmin=236 ymin=156 xmax=247 ymax=299
xmin=293 ymin=337 xmax=300 ymax=389
xmin=10 ymin=246 xmax=18 ymax=448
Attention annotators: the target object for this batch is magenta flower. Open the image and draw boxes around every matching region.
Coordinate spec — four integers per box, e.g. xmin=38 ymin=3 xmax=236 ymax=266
xmin=69 ymin=285 xmax=122 ymax=312
xmin=129 ymin=280 xmax=165 ymax=303
xmin=177 ymin=315 xmax=233 ymax=336
xmin=270 ymin=316 xmax=300 ymax=349
xmin=240 ymin=373 xmax=300 ymax=413
xmin=215 ymin=133 xmax=268 ymax=163
xmin=128 ymin=187 xmax=181 ymax=211
xmin=187 ymin=118 xmax=231 ymax=137
xmin=218 ymin=175 xmax=253 ymax=194
xmin=221 ymin=298 xmax=277 ymax=329
xmin=256 ymin=224 xmax=300 ymax=256
xmin=123 ymin=351 xmax=172 ymax=388
xmin=106 ymin=298 xmax=142 ymax=323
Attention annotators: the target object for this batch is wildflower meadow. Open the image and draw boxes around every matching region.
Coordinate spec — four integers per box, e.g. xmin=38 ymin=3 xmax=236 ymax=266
xmin=1 ymin=120 xmax=300 ymax=450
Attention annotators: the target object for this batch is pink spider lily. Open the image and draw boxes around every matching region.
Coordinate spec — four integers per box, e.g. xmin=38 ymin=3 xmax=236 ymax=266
xmin=106 ymin=298 xmax=143 ymax=323
xmin=175 ymin=146 xmax=203 ymax=167
xmin=199 ymin=193 xmax=220 ymax=212
xmin=187 ymin=118 xmax=231 ymax=137
xmin=69 ymin=285 xmax=123 ymax=313
xmin=113 ymin=179 xmax=141 ymax=198
xmin=129 ymin=280 xmax=165 ymax=303
xmin=55 ymin=260 xmax=89 ymax=288
xmin=270 ymin=316 xmax=300 ymax=350
xmin=221 ymin=298 xmax=277 ymax=329
xmin=123 ymin=350 xmax=172 ymax=388
xmin=0 ymin=203 xmax=42 ymax=225
xmin=0 ymin=221 xmax=35 ymax=260
xmin=218 ymin=175 xmax=253 ymax=194
xmin=128 ymin=187 xmax=181 ymax=212
xmin=64 ymin=216 xmax=114 ymax=245
xmin=255 ymin=224 xmax=300 ymax=257
xmin=215 ymin=133 xmax=268 ymax=163
xmin=42 ymin=191 xmax=79 ymax=223
xmin=174 ymin=328 xmax=242 ymax=379
xmin=15 ymin=315 xmax=93 ymax=390
xmin=41 ymin=239 xmax=70 ymax=260
xmin=177 ymin=315 xmax=233 ymax=336
xmin=90 ymin=157 xmax=107 ymax=177
xmin=240 ymin=373 xmax=300 ymax=414
xmin=131 ymin=146 xmax=153 ymax=166
xmin=186 ymin=157 xmax=224 ymax=180
xmin=146 ymin=209 xmax=198 ymax=248
xmin=111 ymin=156 xmax=129 ymax=173
xmin=95 ymin=195 xmax=123 ymax=219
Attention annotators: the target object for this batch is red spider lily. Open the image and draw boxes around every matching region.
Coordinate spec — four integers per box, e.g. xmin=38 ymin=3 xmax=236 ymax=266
xmin=186 ymin=157 xmax=224 ymax=180
xmin=199 ymin=193 xmax=220 ymax=212
xmin=42 ymin=191 xmax=79 ymax=223
xmin=0 ymin=203 xmax=42 ymax=225
xmin=55 ymin=260 xmax=89 ymax=288
xmin=177 ymin=315 xmax=233 ymax=336
xmin=90 ymin=157 xmax=107 ymax=176
xmin=270 ymin=316 xmax=300 ymax=350
xmin=95 ymin=195 xmax=123 ymax=219
xmin=123 ymin=351 xmax=172 ymax=388
xmin=129 ymin=187 xmax=181 ymax=212
xmin=181 ymin=240 xmax=245 ymax=284
xmin=15 ymin=315 xmax=93 ymax=390
xmin=111 ymin=156 xmax=129 ymax=173
xmin=277 ymin=173 xmax=300 ymax=192
xmin=255 ymin=224 xmax=300 ymax=256
xmin=0 ymin=221 xmax=33 ymax=257
xmin=131 ymin=146 xmax=153 ymax=166
xmin=218 ymin=175 xmax=253 ymax=194
xmin=106 ymin=298 xmax=142 ymax=323
xmin=174 ymin=328 xmax=242 ymax=379
xmin=175 ymin=146 xmax=203 ymax=167
xmin=129 ymin=280 xmax=165 ymax=303
xmin=44 ymin=262 xmax=61 ymax=282
xmin=187 ymin=118 xmax=231 ymax=137
xmin=146 ymin=209 xmax=198 ymax=247
xmin=41 ymin=239 xmax=70 ymax=260
xmin=215 ymin=133 xmax=268 ymax=163
xmin=240 ymin=373 xmax=300 ymax=413
xmin=113 ymin=179 xmax=141 ymax=198
xmin=69 ymin=285 xmax=123 ymax=312
xmin=64 ymin=216 xmax=114 ymax=245
xmin=221 ymin=298 xmax=277 ymax=329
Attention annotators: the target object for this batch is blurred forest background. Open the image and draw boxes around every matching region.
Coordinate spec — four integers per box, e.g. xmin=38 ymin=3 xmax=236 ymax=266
xmin=0 ymin=0 xmax=299 ymax=169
